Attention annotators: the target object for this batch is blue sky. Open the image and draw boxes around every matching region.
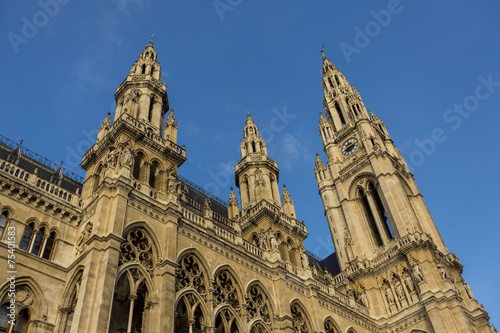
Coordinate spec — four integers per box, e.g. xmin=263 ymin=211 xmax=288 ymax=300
xmin=1 ymin=0 xmax=499 ymax=325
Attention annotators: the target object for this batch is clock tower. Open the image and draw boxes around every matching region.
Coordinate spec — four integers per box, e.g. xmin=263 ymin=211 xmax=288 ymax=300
xmin=314 ymin=50 xmax=493 ymax=331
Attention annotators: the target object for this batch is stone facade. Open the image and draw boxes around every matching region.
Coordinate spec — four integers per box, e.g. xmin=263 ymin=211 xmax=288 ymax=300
xmin=0 ymin=42 xmax=496 ymax=333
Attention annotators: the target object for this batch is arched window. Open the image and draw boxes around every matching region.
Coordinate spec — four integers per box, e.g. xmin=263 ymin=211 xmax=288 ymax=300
xmin=324 ymin=319 xmax=341 ymax=333
xmin=335 ymin=75 xmax=340 ymax=86
xmin=0 ymin=211 xmax=8 ymax=240
xmin=141 ymin=64 xmax=146 ymax=74
xmin=93 ymin=164 xmax=103 ymax=192
xmin=358 ymin=188 xmax=383 ymax=246
xmin=288 ymin=239 xmax=298 ymax=267
xmin=20 ymin=223 xmax=34 ymax=251
xmin=108 ymin=271 xmax=149 ymax=333
xmin=175 ymin=293 xmax=206 ymax=333
xmin=247 ymin=283 xmax=273 ymax=333
xmin=328 ymin=77 xmax=334 ymax=88
xmin=251 ymin=141 xmax=256 ymax=153
xmin=42 ymin=232 xmax=56 ymax=260
xmin=133 ymin=153 xmax=144 ymax=180
xmin=149 ymin=161 xmax=160 ymax=189
xmin=30 ymin=227 xmax=45 ymax=256
xmin=148 ymin=97 xmax=155 ymax=122
xmin=214 ymin=308 xmax=240 ymax=333
xmin=291 ymin=302 xmax=312 ymax=333
xmin=368 ymin=183 xmax=394 ymax=239
xmin=1 ymin=305 xmax=30 ymax=333
xmin=334 ymin=102 xmax=346 ymax=126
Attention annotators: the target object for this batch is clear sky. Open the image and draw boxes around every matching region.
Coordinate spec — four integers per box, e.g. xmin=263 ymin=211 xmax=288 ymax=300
xmin=1 ymin=0 xmax=499 ymax=326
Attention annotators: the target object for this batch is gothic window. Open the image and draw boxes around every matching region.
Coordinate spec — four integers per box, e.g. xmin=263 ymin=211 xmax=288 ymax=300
xmin=328 ymin=77 xmax=334 ymax=88
xmin=20 ymin=222 xmax=34 ymax=251
xmin=149 ymin=161 xmax=160 ymax=190
xmin=148 ymin=97 xmax=155 ymax=122
xmin=247 ymin=284 xmax=272 ymax=327
xmin=288 ymin=239 xmax=298 ymax=267
xmin=142 ymin=64 xmax=146 ymax=74
xmin=175 ymin=293 xmax=206 ymax=333
xmin=334 ymin=102 xmax=345 ymax=126
xmin=276 ymin=233 xmax=288 ymax=262
xmin=30 ymin=227 xmax=45 ymax=256
xmin=358 ymin=188 xmax=383 ymax=247
xmin=119 ymin=229 xmax=156 ymax=276
xmin=252 ymin=141 xmax=256 ymax=153
xmin=335 ymin=75 xmax=340 ymax=86
xmin=290 ymin=303 xmax=312 ymax=333
xmin=367 ymin=182 xmax=394 ymax=239
xmin=250 ymin=322 xmax=270 ymax=333
xmin=133 ymin=152 xmax=146 ymax=181
xmin=93 ymin=164 xmax=103 ymax=192
xmin=1 ymin=305 xmax=30 ymax=333
xmin=0 ymin=211 xmax=8 ymax=240
xmin=214 ymin=308 xmax=240 ymax=333
xmin=108 ymin=271 xmax=150 ymax=333
xmin=324 ymin=319 xmax=341 ymax=333
xmin=41 ymin=231 xmax=56 ymax=260
xmin=176 ymin=254 xmax=208 ymax=296
xmin=213 ymin=270 xmax=241 ymax=310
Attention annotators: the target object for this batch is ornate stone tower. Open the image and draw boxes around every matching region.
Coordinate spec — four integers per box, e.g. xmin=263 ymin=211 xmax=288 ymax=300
xmin=233 ymin=113 xmax=309 ymax=271
xmin=73 ymin=39 xmax=186 ymax=332
xmin=314 ymin=50 xmax=493 ymax=331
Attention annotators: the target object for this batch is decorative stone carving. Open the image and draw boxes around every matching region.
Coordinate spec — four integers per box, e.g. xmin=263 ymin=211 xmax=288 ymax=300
xmin=176 ymin=254 xmax=207 ymax=296
xmin=269 ymin=233 xmax=278 ymax=251
xmin=213 ymin=271 xmax=240 ymax=309
xmin=412 ymin=260 xmax=425 ymax=283
xmin=394 ymin=278 xmax=404 ymax=300
xmin=76 ymin=222 xmax=93 ymax=255
xmin=404 ymin=272 xmax=415 ymax=293
xmin=463 ymin=280 xmax=474 ymax=300
xmin=119 ymin=229 xmax=155 ymax=275
xmin=247 ymin=285 xmax=271 ymax=323
xmin=300 ymin=251 xmax=309 ymax=269
xmin=437 ymin=263 xmax=448 ymax=281
xmin=257 ymin=229 xmax=267 ymax=250
xmin=291 ymin=304 xmax=309 ymax=333
xmin=119 ymin=145 xmax=133 ymax=168
xmin=385 ymin=285 xmax=395 ymax=304
xmin=107 ymin=148 xmax=119 ymax=168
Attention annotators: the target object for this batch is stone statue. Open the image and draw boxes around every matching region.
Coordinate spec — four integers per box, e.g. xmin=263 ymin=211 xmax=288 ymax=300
xmin=269 ymin=233 xmax=278 ymax=251
xmin=385 ymin=286 xmax=395 ymax=304
xmin=463 ymin=281 xmax=474 ymax=300
xmin=300 ymin=251 xmax=309 ymax=269
xmin=437 ymin=263 xmax=447 ymax=281
xmin=359 ymin=290 xmax=369 ymax=308
xmin=257 ymin=229 xmax=267 ymax=250
xmin=108 ymin=148 xmax=119 ymax=168
xmin=412 ymin=261 xmax=424 ymax=283
xmin=120 ymin=146 xmax=133 ymax=167
xmin=76 ymin=222 xmax=93 ymax=255
xmin=404 ymin=274 xmax=415 ymax=293
xmin=344 ymin=227 xmax=355 ymax=261
xmin=394 ymin=279 xmax=404 ymax=300
xmin=345 ymin=282 xmax=354 ymax=298
xmin=324 ymin=268 xmax=333 ymax=286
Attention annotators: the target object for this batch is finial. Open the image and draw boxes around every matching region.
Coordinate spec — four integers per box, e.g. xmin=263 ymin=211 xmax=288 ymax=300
xmin=321 ymin=44 xmax=326 ymax=59
xmin=148 ymin=32 xmax=155 ymax=45
xmin=17 ymin=139 xmax=23 ymax=148
xmin=247 ymin=105 xmax=251 ymax=118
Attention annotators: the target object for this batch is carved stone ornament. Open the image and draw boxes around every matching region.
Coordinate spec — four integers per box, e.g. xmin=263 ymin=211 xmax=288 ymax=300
xmin=291 ymin=304 xmax=310 ymax=333
xmin=213 ymin=271 xmax=240 ymax=309
xmin=247 ymin=285 xmax=271 ymax=323
xmin=76 ymin=222 xmax=93 ymax=255
xmin=119 ymin=229 xmax=155 ymax=275
xmin=176 ymin=254 xmax=207 ymax=296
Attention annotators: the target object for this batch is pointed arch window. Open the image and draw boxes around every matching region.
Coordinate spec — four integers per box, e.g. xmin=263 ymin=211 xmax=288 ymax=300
xmin=369 ymin=182 xmax=394 ymax=239
xmin=133 ymin=153 xmax=145 ymax=181
xmin=175 ymin=293 xmax=206 ymax=333
xmin=30 ymin=227 xmax=45 ymax=256
xmin=335 ymin=75 xmax=340 ymax=86
xmin=93 ymin=164 xmax=103 ymax=193
xmin=141 ymin=64 xmax=146 ymax=74
xmin=42 ymin=232 xmax=56 ymax=260
xmin=0 ymin=211 xmax=8 ymax=240
xmin=334 ymin=102 xmax=346 ymax=126
xmin=328 ymin=77 xmax=334 ymax=88
xmin=358 ymin=188 xmax=383 ymax=246
xmin=20 ymin=223 xmax=34 ymax=251
xmin=1 ymin=304 xmax=30 ymax=333
xmin=148 ymin=97 xmax=155 ymax=122
xmin=214 ymin=308 xmax=240 ymax=333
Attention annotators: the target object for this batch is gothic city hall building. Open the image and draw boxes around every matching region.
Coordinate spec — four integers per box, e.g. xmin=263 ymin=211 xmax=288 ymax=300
xmin=0 ymin=41 xmax=496 ymax=333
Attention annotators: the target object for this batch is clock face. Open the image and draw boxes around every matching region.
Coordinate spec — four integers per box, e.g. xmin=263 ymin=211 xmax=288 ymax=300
xmin=342 ymin=138 xmax=358 ymax=156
